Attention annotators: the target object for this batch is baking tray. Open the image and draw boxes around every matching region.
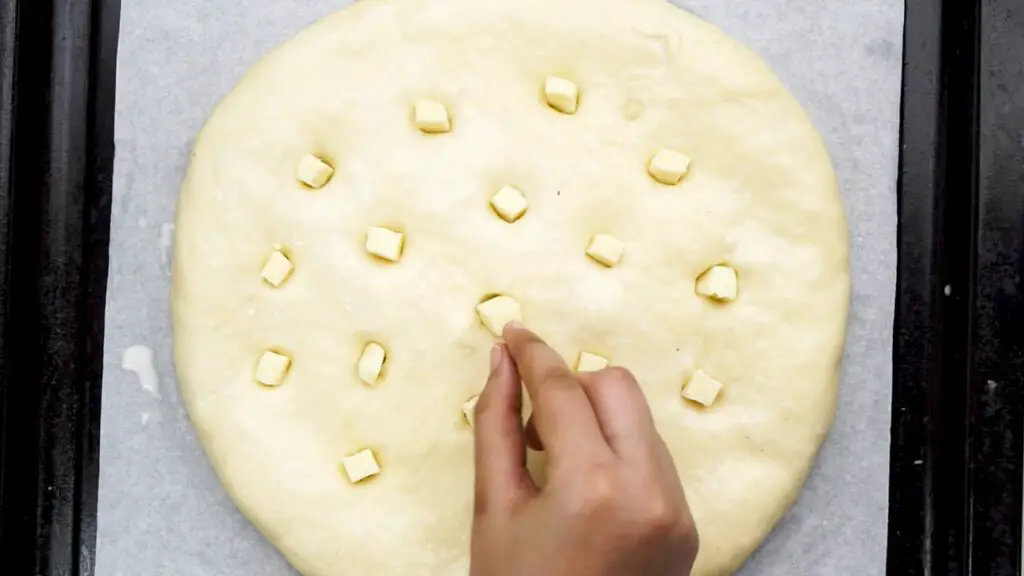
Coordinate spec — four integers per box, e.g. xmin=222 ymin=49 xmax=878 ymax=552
xmin=887 ymin=0 xmax=1024 ymax=573
xmin=0 ymin=0 xmax=116 ymax=572
xmin=0 ymin=0 xmax=1020 ymax=574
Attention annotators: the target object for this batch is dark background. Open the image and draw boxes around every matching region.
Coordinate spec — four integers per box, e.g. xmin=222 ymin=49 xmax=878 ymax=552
xmin=0 ymin=0 xmax=1021 ymax=574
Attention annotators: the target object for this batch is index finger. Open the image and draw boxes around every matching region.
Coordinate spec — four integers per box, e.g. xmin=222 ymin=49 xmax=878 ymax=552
xmin=502 ymin=322 xmax=609 ymax=462
xmin=473 ymin=344 xmax=536 ymax=513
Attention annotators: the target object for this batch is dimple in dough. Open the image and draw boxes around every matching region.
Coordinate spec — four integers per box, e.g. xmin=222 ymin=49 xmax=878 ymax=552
xmin=171 ymin=0 xmax=849 ymax=574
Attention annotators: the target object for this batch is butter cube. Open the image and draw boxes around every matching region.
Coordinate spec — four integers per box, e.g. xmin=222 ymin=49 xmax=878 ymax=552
xmin=681 ymin=369 xmax=723 ymax=407
xmin=255 ymin=351 xmax=291 ymax=387
xmin=260 ymin=250 xmax=294 ymax=287
xmin=414 ymin=100 xmax=451 ymax=133
xmin=365 ymin=227 xmax=405 ymax=262
xmin=462 ymin=395 xmax=480 ymax=427
xmin=576 ymin=352 xmax=608 ymax=372
xmin=544 ymin=76 xmax=579 ymax=114
xmin=585 ymin=234 xmax=624 ymax=267
xmin=296 ymin=154 xmax=334 ymax=189
xmin=490 ymin=186 xmax=528 ymax=223
xmin=695 ymin=265 xmax=738 ymax=302
xmin=357 ymin=342 xmax=387 ymax=386
xmin=342 ymin=449 xmax=381 ymax=484
xmin=475 ymin=295 xmax=521 ymax=337
xmin=647 ymin=149 xmax=691 ymax=185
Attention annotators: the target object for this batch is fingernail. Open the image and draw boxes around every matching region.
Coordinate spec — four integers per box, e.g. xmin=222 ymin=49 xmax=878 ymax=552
xmin=489 ymin=344 xmax=502 ymax=370
xmin=505 ymin=320 xmax=525 ymax=331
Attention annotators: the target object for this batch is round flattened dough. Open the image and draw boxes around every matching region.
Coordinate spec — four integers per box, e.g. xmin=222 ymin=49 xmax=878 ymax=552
xmin=172 ymin=0 xmax=849 ymax=573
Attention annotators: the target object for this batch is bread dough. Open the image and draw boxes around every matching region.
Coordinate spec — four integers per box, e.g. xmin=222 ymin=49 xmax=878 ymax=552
xmin=171 ymin=0 xmax=849 ymax=573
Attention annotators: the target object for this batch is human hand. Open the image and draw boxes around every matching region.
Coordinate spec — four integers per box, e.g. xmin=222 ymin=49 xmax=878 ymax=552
xmin=470 ymin=322 xmax=699 ymax=576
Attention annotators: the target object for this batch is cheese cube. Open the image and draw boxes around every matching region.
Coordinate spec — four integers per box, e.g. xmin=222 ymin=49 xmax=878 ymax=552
xmin=414 ymin=100 xmax=451 ymax=133
xmin=255 ymin=351 xmax=291 ymax=387
xmin=544 ymin=76 xmax=579 ymax=114
xmin=357 ymin=342 xmax=387 ymax=386
xmin=585 ymin=234 xmax=624 ymax=267
xmin=342 ymin=449 xmax=381 ymax=484
xmin=490 ymin=186 xmax=528 ymax=223
xmin=260 ymin=250 xmax=294 ymax=287
xmin=462 ymin=395 xmax=480 ymax=427
xmin=576 ymin=352 xmax=609 ymax=372
xmin=647 ymin=149 xmax=691 ymax=185
xmin=695 ymin=265 xmax=738 ymax=302
xmin=296 ymin=154 xmax=334 ymax=189
xmin=681 ymin=370 xmax=724 ymax=407
xmin=475 ymin=295 xmax=522 ymax=337
xmin=365 ymin=227 xmax=404 ymax=262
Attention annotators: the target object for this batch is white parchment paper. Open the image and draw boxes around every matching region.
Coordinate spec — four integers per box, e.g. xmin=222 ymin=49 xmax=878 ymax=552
xmin=96 ymin=1 xmax=902 ymax=574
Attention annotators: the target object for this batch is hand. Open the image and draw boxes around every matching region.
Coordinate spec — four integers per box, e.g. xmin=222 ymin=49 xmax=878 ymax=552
xmin=470 ymin=322 xmax=699 ymax=576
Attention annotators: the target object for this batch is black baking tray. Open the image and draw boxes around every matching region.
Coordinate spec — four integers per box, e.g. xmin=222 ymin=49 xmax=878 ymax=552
xmin=0 ymin=0 xmax=1021 ymax=574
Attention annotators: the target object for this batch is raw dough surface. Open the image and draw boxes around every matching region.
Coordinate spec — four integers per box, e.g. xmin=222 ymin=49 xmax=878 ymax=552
xmin=172 ymin=0 xmax=849 ymax=573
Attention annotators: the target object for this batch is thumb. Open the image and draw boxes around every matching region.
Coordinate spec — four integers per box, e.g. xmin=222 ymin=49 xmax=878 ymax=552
xmin=473 ymin=344 xmax=536 ymax=514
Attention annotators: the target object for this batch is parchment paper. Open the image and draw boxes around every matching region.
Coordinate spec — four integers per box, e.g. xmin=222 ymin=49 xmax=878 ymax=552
xmin=95 ymin=0 xmax=902 ymax=574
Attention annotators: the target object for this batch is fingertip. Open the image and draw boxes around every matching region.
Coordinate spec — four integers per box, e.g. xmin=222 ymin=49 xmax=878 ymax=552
xmin=477 ymin=345 xmax=522 ymax=428
xmin=502 ymin=322 xmax=545 ymax=362
xmin=489 ymin=344 xmax=502 ymax=371
xmin=474 ymin=342 xmax=532 ymax=511
xmin=502 ymin=320 xmax=526 ymax=341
